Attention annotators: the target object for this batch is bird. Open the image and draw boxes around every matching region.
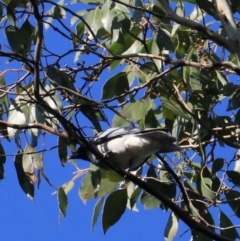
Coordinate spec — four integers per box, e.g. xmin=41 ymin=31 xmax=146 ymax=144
xmin=70 ymin=127 xmax=182 ymax=171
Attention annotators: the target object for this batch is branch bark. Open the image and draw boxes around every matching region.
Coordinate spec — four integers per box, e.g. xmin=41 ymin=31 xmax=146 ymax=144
xmin=214 ymin=0 xmax=240 ymax=65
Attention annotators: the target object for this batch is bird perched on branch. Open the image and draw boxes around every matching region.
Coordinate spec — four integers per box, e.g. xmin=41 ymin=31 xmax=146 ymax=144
xmin=70 ymin=127 xmax=181 ymax=171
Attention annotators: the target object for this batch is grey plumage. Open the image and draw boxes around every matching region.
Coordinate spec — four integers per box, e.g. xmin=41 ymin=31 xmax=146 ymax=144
xmin=70 ymin=127 xmax=181 ymax=171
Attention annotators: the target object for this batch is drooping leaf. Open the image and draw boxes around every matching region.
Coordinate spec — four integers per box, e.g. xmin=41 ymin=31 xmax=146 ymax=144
xmin=5 ymin=19 xmax=34 ymax=56
xmin=24 ymin=145 xmax=43 ymax=171
xmin=7 ymin=104 xmax=27 ymax=139
xmin=126 ymin=182 xmax=138 ymax=211
xmin=58 ymin=136 xmax=68 ymax=166
xmin=102 ymin=72 xmax=130 ymax=100
xmin=58 ymin=187 xmax=68 ymax=217
xmin=0 ymin=143 xmax=6 ymax=179
xmin=164 ymin=212 xmax=179 ymax=241
xmin=113 ymin=100 xmax=152 ymax=126
xmin=196 ymin=0 xmax=218 ymax=19
xmin=46 ymin=67 xmax=75 ymax=90
xmin=197 ymin=166 xmax=216 ymax=201
xmin=140 ymin=192 xmax=160 ymax=210
xmin=92 ymin=197 xmax=104 ymax=231
xmin=212 ymin=158 xmax=225 ymax=174
xmin=160 ymin=96 xmax=191 ymax=120
xmin=129 ymin=185 xmax=141 ymax=210
xmin=226 ymin=171 xmax=240 ymax=186
xmin=102 ymin=189 xmax=128 ymax=233
xmin=29 ymin=104 xmax=45 ymax=147
xmin=79 ymin=170 xmax=118 ymax=202
xmin=219 ymin=210 xmax=239 ymax=240
xmin=14 ymin=150 xmax=34 ymax=200
xmin=106 ymin=170 xmax=124 ymax=183
xmin=224 ymin=189 xmax=240 ymax=218
xmin=48 ymin=0 xmax=66 ymax=19
xmin=191 ymin=230 xmax=213 ymax=241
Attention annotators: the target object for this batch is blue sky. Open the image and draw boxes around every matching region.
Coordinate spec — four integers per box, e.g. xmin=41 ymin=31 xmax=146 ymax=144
xmin=0 ymin=156 xmax=175 ymax=241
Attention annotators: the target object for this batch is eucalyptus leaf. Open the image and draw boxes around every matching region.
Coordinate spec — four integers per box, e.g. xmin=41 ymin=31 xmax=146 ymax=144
xmin=102 ymin=189 xmax=128 ymax=233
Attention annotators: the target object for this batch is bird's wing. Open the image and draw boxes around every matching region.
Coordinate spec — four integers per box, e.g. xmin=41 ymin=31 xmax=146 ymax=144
xmin=93 ymin=127 xmax=140 ymax=144
xmin=134 ymin=128 xmax=177 ymax=143
xmin=93 ymin=127 xmax=171 ymax=145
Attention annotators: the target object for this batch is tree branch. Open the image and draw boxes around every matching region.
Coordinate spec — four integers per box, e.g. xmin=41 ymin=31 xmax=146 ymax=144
xmin=0 ymin=120 xmax=69 ymax=139
xmin=214 ymin=0 xmax=240 ymax=65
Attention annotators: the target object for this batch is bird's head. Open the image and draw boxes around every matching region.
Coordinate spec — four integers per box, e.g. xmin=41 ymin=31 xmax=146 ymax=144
xmin=69 ymin=146 xmax=89 ymax=161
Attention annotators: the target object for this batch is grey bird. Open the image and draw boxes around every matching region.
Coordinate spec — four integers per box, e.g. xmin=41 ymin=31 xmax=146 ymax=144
xmin=70 ymin=127 xmax=181 ymax=171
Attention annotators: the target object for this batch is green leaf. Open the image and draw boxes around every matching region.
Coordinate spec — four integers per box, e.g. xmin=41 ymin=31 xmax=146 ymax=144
xmin=48 ymin=0 xmax=66 ymax=19
xmin=191 ymin=230 xmax=213 ymax=241
xmin=102 ymin=72 xmax=130 ymax=100
xmin=212 ymin=158 xmax=225 ymax=174
xmin=226 ymin=171 xmax=240 ymax=186
xmin=58 ymin=187 xmax=68 ymax=217
xmin=5 ymin=19 xmax=34 ymax=56
xmin=129 ymin=186 xmax=141 ymax=209
xmin=77 ymin=98 xmax=105 ymax=132
xmin=5 ymin=26 xmax=24 ymax=53
xmin=6 ymin=0 xmax=28 ymax=8
xmin=198 ymin=167 xmax=216 ymax=200
xmin=0 ymin=143 xmax=6 ymax=180
xmin=102 ymin=189 xmax=127 ymax=233
xmin=231 ymin=0 xmax=240 ymax=13
xmin=164 ymin=212 xmax=179 ymax=241
xmin=7 ymin=104 xmax=26 ymax=139
xmin=220 ymin=210 xmax=239 ymax=240
xmin=160 ymin=96 xmax=190 ymax=120
xmin=113 ymin=100 xmax=152 ymax=126
xmin=76 ymin=0 xmax=104 ymax=5
xmin=229 ymin=89 xmax=240 ymax=110
xmin=144 ymin=109 xmax=159 ymax=128
xmin=90 ymin=168 xmax=102 ymax=191
xmin=140 ymin=192 xmax=160 ymax=210
xmin=58 ymin=136 xmax=68 ymax=166
xmin=126 ymin=182 xmax=138 ymax=211
xmin=85 ymin=7 xmax=102 ymax=40
xmin=101 ymin=0 xmax=116 ymax=33
xmin=14 ymin=150 xmax=34 ymax=200
xmin=6 ymin=6 xmax=16 ymax=26
xmin=0 ymin=5 xmax=2 ymax=22
xmin=132 ymin=0 xmax=144 ymax=21
xmin=101 ymin=0 xmax=130 ymax=34
xmin=224 ymin=189 xmax=240 ymax=218
xmin=184 ymin=180 xmax=206 ymax=213
xmin=156 ymin=28 xmax=174 ymax=52
xmin=24 ymin=145 xmax=43 ymax=171
xmin=175 ymin=30 xmax=192 ymax=58
xmin=106 ymin=171 xmax=124 ymax=183
xmin=148 ymin=166 xmax=176 ymax=199
xmin=189 ymin=4 xmax=204 ymax=22
xmin=196 ymin=0 xmax=218 ymax=19
xmin=29 ymin=104 xmax=45 ymax=147
xmin=0 ymin=75 xmax=10 ymax=118
xmin=92 ymin=197 xmax=104 ymax=231
xmin=79 ymin=170 xmax=118 ymax=202
xmin=76 ymin=21 xmax=85 ymax=44
xmin=136 ymin=62 xmax=158 ymax=84
xmin=46 ymin=67 xmax=75 ymax=90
